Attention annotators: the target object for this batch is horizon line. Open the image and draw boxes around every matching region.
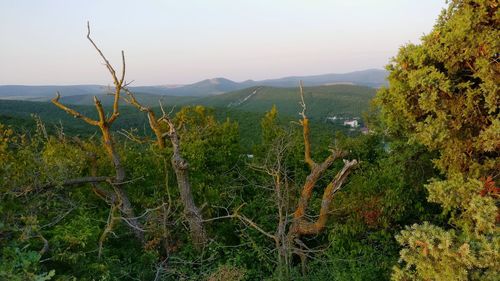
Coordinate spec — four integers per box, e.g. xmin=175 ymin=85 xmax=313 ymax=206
xmin=0 ymin=68 xmax=386 ymax=87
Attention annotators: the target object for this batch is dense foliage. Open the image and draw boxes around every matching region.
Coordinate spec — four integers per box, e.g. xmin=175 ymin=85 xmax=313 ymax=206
xmin=376 ymin=0 xmax=499 ymax=279
xmin=0 ymin=100 xmax=439 ymax=280
xmin=0 ymin=99 xmax=349 ymax=150
xmin=1 ymin=1 xmax=497 ymax=280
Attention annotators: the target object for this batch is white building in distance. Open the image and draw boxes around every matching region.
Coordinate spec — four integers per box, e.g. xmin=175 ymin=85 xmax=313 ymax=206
xmin=343 ymin=120 xmax=359 ymax=128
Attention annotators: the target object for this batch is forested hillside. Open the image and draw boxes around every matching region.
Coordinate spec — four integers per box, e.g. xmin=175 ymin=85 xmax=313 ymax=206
xmin=0 ymin=1 xmax=497 ymax=280
xmin=1 ymin=84 xmax=375 ymax=120
xmin=0 ymin=98 xmax=351 ymax=150
xmin=197 ymin=85 xmax=374 ymax=118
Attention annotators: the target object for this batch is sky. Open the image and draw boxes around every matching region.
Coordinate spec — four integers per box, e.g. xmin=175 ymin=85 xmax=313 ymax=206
xmin=0 ymin=0 xmax=447 ymax=86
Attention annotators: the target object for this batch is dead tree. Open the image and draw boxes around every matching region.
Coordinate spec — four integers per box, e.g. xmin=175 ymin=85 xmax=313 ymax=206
xmin=284 ymin=82 xmax=357 ymax=273
xmin=288 ymin=82 xmax=358 ymax=238
xmin=123 ymin=89 xmax=207 ymax=249
xmin=226 ymin=82 xmax=358 ymax=277
xmin=51 ymin=22 xmax=144 ymax=245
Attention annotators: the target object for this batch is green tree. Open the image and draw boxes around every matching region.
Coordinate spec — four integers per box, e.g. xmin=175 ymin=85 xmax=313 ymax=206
xmin=376 ymin=0 xmax=499 ymax=279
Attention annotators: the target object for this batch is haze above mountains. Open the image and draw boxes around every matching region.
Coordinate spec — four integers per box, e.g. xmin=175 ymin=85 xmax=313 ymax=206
xmin=0 ymin=69 xmax=387 ymax=100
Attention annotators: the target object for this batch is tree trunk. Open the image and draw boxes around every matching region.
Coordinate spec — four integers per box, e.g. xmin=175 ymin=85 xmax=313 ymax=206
xmin=101 ymin=125 xmax=145 ymax=243
xmin=170 ymin=132 xmax=207 ymax=249
xmin=123 ymin=87 xmax=207 ymax=249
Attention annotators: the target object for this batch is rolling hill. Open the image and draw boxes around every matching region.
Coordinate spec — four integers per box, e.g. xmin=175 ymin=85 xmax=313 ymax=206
xmin=255 ymin=69 xmax=388 ymax=88
xmin=0 ymin=85 xmax=105 ymax=100
xmin=0 ymin=69 xmax=387 ymax=100
xmin=57 ymin=92 xmax=198 ymax=107
xmin=33 ymin=84 xmax=376 ymax=119
xmin=0 ymin=84 xmax=374 ymax=149
xmin=194 ymin=84 xmax=376 ymax=118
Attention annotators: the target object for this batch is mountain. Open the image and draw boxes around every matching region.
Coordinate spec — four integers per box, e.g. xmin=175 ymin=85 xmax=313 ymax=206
xmin=0 ymin=84 xmax=375 ymax=150
xmin=0 ymin=69 xmax=387 ymax=100
xmin=0 ymin=85 xmax=105 ymax=100
xmin=50 ymin=84 xmax=376 ymax=118
xmin=159 ymin=77 xmax=246 ymax=96
xmin=195 ymin=84 xmax=376 ymax=118
xmin=256 ymin=69 xmax=388 ymax=88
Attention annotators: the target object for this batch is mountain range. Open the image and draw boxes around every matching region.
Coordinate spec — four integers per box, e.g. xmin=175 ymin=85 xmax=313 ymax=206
xmin=0 ymin=69 xmax=387 ymax=100
xmin=53 ymin=84 xmax=376 ymax=118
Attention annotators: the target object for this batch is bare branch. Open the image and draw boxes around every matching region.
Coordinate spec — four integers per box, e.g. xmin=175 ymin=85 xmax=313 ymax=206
xmin=86 ymin=21 xmax=118 ymax=85
xmin=154 ymin=258 xmax=168 ymax=281
xmin=123 ymin=88 xmax=149 ymax=112
xmin=98 ymin=203 xmax=119 ymax=258
xmin=293 ymin=159 xmax=358 ymax=235
xmin=38 ymin=234 xmax=49 ymax=255
xmin=93 ymin=96 xmax=106 ymax=123
xmin=119 ymin=50 xmax=126 ymax=86
xmin=292 ymin=149 xmax=346 ymax=220
xmin=124 ymin=84 xmax=207 ymax=248
xmin=299 ymin=80 xmax=306 ymax=120
xmin=51 ymin=22 xmax=145 ymax=245
xmin=123 ymin=202 xmax=170 ymax=221
xmin=120 ymin=216 xmax=146 ymax=232
xmin=118 ymin=129 xmax=150 ymax=144
xmin=202 ymin=204 xmax=275 ymax=240
xmin=51 ymin=92 xmax=99 ymax=126
xmin=159 ymin=100 xmax=167 ymax=116
xmin=237 ymin=214 xmax=276 ymax=240
xmin=298 ymin=81 xmax=316 ymax=169
xmin=203 ymin=213 xmax=276 ymax=241
xmin=285 ymin=84 xmax=358 ymax=270
xmin=122 ymin=87 xmax=166 ymax=148
xmin=86 ymin=21 xmax=123 ymax=124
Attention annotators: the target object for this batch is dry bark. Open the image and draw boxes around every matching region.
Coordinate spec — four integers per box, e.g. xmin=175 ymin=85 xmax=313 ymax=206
xmin=226 ymin=82 xmax=358 ymax=277
xmin=51 ymin=22 xmax=144 ymax=244
xmin=288 ymin=81 xmax=358 ymax=238
xmin=124 ymin=88 xmax=207 ymax=249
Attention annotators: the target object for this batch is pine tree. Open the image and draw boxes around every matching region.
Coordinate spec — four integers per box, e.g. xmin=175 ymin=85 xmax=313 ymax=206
xmin=376 ymin=0 xmax=499 ymax=279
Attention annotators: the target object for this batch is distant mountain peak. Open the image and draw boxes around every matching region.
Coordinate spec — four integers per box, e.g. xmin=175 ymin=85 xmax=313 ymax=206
xmin=0 ymin=69 xmax=388 ymax=99
xmin=209 ymin=78 xmax=220 ymax=84
xmin=207 ymin=77 xmax=235 ymax=84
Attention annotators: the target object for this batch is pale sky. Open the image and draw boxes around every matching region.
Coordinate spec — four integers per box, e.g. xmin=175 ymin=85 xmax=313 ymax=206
xmin=0 ymin=0 xmax=447 ymax=86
